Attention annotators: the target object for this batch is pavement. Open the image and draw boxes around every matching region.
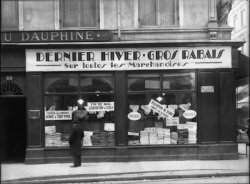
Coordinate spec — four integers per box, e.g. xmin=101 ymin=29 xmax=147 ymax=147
xmin=1 ymin=144 xmax=249 ymax=184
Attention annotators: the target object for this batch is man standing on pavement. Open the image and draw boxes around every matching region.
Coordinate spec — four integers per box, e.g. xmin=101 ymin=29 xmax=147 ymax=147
xmin=69 ymin=116 xmax=84 ymax=167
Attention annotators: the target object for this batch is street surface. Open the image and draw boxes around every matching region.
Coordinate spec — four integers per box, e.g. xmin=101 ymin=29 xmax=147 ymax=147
xmin=67 ymin=176 xmax=249 ymax=184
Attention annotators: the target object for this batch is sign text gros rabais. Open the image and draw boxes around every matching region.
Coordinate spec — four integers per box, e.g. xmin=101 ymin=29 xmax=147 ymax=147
xmin=26 ymin=47 xmax=231 ymax=71
xmin=36 ymin=49 xmax=225 ymax=62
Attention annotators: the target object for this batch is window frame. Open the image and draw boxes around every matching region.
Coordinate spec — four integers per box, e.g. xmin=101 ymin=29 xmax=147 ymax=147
xmin=43 ymin=72 xmax=115 ymax=148
xmin=59 ymin=0 xmax=100 ymax=30
xmin=138 ymin=0 xmax=179 ymax=28
xmin=1 ymin=0 xmax=19 ymax=31
xmin=127 ymin=70 xmax=198 ymax=146
xmin=240 ymin=9 xmax=246 ymax=28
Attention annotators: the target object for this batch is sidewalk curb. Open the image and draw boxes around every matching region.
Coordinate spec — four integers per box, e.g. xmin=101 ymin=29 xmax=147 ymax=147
xmin=2 ymin=171 xmax=249 ymax=184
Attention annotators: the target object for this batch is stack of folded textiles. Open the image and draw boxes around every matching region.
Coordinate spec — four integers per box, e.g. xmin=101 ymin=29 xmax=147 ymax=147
xmin=171 ymin=131 xmax=178 ymax=144
xmin=107 ymin=132 xmax=115 ymax=146
xmin=149 ymin=131 xmax=158 ymax=144
xmin=177 ymin=129 xmax=188 ymax=144
xmin=163 ymin=128 xmax=171 ymax=144
xmin=156 ymin=127 xmax=164 ymax=144
xmin=99 ymin=132 xmax=108 ymax=146
xmin=187 ymin=122 xmax=197 ymax=144
xmin=91 ymin=131 xmax=101 ymax=146
xmin=140 ymin=131 xmax=149 ymax=145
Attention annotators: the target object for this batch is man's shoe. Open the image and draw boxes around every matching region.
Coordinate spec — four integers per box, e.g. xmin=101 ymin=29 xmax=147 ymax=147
xmin=70 ymin=165 xmax=78 ymax=168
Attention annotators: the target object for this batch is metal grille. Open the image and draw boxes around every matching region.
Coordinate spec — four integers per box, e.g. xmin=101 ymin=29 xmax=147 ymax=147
xmin=1 ymin=81 xmax=23 ymax=95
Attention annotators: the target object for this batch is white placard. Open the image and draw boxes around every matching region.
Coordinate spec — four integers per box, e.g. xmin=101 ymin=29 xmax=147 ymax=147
xmin=87 ymin=102 xmax=114 ymax=112
xmin=163 ymin=81 xmax=170 ymax=89
xmin=177 ymin=124 xmax=188 ymax=129
xmin=128 ymin=112 xmax=141 ymax=121
xmin=45 ymin=126 xmax=56 ymax=133
xmin=201 ymin=86 xmax=214 ymax=93
xmin=183 ymin=110 xmax=197 ymax=119
xmin=26 ymin=47 xmax=232 ymax=71
xmin=104 ymin=123 xmax=115 ymax=131
xmin=166 ymin=117 xmax=180 ymax=126
xmin=145 ymin=80 xmax=160 ymax=89
xmin=128 ymin=132 xmax=139 ymax=136
xmin=45 ymin=110 xmax=72 ymax=120
xmin=148 ymin=99 xmax=175 ymax=117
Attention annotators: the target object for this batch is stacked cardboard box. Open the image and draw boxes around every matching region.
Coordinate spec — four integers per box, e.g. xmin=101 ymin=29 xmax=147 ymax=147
xmin=140 ymin=131 xmax=149 ymax=145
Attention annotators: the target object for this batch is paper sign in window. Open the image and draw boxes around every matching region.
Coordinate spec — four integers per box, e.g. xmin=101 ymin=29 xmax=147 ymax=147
xmin=45 ymin=110 xmax=72 ymax=120
xmin=201 ymin=86 xmax=214 ymax=93
xmin=163 ymin=81 xmax=170 ymax=89
xmin=145 ymin=80 xmax=160 ymax=89
xmin=45 ymin=126 xmax=56 ymax=133
xmin=69 ymin=78 xmax=78 ymax=86
xmin=29 ymin=110 xmax=40 ymax=119
xmin=104 ymin=123 xmax=115 ymax=131
xmin=166 ymin=117 xmax=179 ymax=126
xmin=81 ymin=78 xmax=92 ymax=86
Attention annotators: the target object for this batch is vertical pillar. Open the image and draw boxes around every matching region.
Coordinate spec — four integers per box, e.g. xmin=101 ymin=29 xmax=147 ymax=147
xmin=208 ymin=0 xmax=218 ymax=39
xmin=114 ymin=71 xmax=127 ymax=146
xmin=25 ymin=73 xmax=44 ymax=164
xmin=208 ymin=0 xmax=218 ymax=27
xmin=218 ymin=71 xmax=236 ymax=142
xmin=114 ymin=71 xmax=128 ymax=161
xmin=198 ymin=70 xmax=218 ymax=143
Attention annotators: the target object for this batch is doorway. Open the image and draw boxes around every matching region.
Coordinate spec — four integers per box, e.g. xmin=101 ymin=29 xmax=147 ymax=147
xmin=1 ymin=97 xmax=27 ymax=163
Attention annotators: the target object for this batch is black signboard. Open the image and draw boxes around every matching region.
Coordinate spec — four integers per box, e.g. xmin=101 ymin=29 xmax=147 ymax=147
xmin=29 ymin=110 xmax=40 ymax=119
xmin=1 ymin=30 xmax=112 ymax=43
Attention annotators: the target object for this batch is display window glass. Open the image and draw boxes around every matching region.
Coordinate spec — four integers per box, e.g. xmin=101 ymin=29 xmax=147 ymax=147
xmin=44 ymin=73 xmax=115 ymax=148
xmin=127 ymin=72 xmax=197 ymax=145
xmin=80 ymin=73 xmax=114 ymax=92
xmin=45 ymin=74 xmax=78 ymax=93
xmin=128 ymin=74 xmax=160 ymax=91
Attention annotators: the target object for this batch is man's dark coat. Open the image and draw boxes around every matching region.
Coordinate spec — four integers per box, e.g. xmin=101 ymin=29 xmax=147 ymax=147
xmin=69 ymin=123 xmax=84 ymax=156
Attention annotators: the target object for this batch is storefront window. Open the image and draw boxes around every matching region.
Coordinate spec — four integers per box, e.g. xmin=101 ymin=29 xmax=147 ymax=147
xmin=44 ymin=73 xmax=115 ymax=147
xmin=128 ymin=74 xmax=160 ymax=91
xmin=45 ymin=74 xmax=78 ymax=93
xmin=80 ymin=73 xmax=114 ymax=92
xmin=128 ymin=72 xmax=197 ymax=145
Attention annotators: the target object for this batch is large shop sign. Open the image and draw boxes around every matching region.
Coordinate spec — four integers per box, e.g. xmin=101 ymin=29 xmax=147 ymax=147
xmin=26 ymin=46 xmax=232 ymax=71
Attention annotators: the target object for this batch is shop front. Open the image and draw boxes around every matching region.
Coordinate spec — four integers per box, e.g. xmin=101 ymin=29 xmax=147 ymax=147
xmin=21 ymin=40 xmax=242 ymax=164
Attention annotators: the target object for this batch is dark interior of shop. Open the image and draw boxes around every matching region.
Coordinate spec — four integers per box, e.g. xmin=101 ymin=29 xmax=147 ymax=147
xmin=1 ymin=97 xmax=26 ymax=163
